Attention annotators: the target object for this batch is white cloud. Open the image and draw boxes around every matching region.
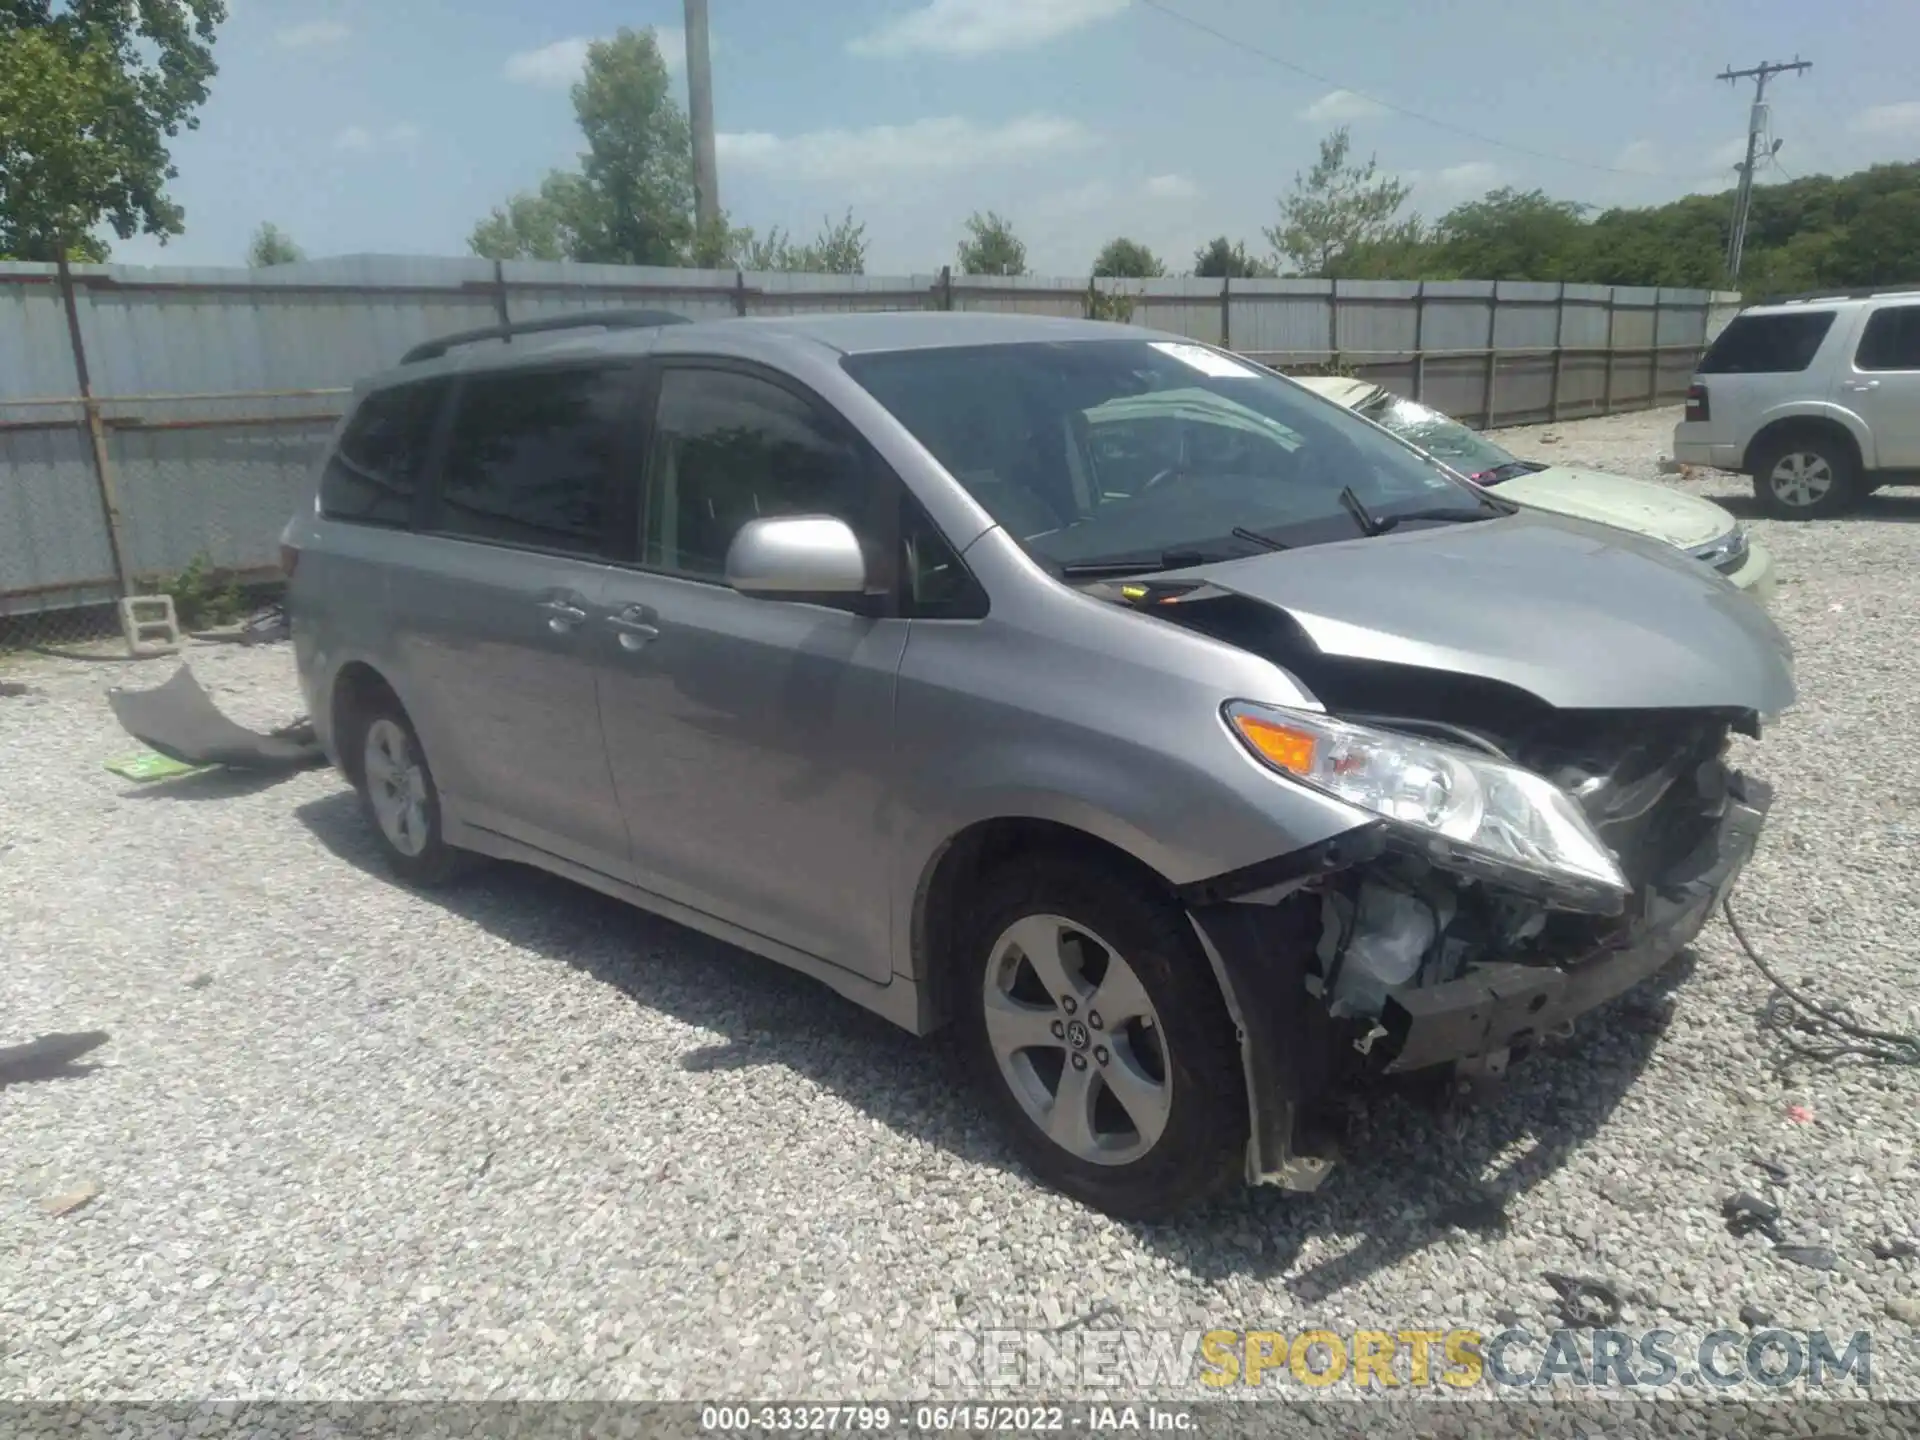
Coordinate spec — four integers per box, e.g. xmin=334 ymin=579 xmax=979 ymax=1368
xmin=1142 ymin=173 xmax=1199 ymax=200
xmin=333 ymin=123 xmax=422 ymax=156
xmin=504 ymin=37 xmax=594 ymax=88
xmin=1611 ymin=140 xmax=1664 ymax=176
xmin=1849 ymin=100 xmax=1920 ymax=137
xmin=717 ymin=114 xmax=1096 ymax=182
xmin=850 ymin=0 xmax=1127 ymax=58
xmin=504 ymin=28 xmax=690 ymax=88
xmin=1299 ymin=89 xmax=1386 ymax=124
xmin=1436 ymin=160 xmax=1500 ymax=190
xmin=1706 ymin=136 xmax=1750 ymax=169
xmin=1396 ymin=160 xmax=1502 ymax=209
xmin=275 ymin=20 xmax=349 ymax=50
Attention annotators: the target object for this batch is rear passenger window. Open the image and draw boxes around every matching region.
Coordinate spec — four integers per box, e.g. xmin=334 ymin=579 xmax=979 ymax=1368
xmin=1696 ymin=312 xmax=1836 ymax=374
xmin=643 ymin=368 xmax=869 ymax=577
xmin=433 ymin=365 xmax=634 ymax=555
xmin=320 ymin=380 xmax=446 ymax=526
xmin=1855 ymin=305 xmax=1920 ymax=371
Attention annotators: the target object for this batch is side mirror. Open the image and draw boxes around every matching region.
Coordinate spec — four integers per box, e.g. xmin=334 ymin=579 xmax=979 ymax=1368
xmin=725 ymin=515 xmax=869 ymax=599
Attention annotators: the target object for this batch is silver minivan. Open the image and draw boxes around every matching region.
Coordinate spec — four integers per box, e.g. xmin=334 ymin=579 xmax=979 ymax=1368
xmin=284 ymin=310 xmax=1795 ymax=1220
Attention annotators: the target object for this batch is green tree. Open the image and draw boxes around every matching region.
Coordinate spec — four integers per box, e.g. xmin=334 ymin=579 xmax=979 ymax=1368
xmin=469 ymin=172 xmax=597 ymax=262
xmin=957 ymin=210 xmax=1026 ymax=276
xmin=1430 ymin=188 xmax=1589 ymax=280
xmin=1265 ymin=127 xmax=1415 ymax=277
xmin=247 ymin=222 xmax=302 ymax=267
xmin=1091 ymin=236 xmax=1164 ymax=278
xmin=468 ymin=27 xmax=690 ymax=265
xmin=571 ymin=27 xmax=695 ymax=265
xmin=0 ymin=1 xmax=227 ymax=261
xmin=1192 ymin=237 xmax=1276 ymax=279
xmin=731 ymin=210 xmax=869 ymax=273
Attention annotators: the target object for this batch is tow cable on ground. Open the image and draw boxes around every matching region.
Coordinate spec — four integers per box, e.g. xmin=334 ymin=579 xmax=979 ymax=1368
xmin=1722 ymin=898 xmax=1920 ymax=1068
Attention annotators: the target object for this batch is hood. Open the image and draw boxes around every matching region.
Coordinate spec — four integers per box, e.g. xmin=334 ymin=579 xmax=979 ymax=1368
xmin=1497 ymin=466 xmax=1735 ymax=550
xmin=1178 ymin=509 xmax=1795 ymax=714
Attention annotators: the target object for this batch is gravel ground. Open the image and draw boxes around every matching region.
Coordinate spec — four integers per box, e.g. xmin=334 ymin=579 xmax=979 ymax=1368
xmin=3 ymin=404 xmax=1918 ymax=1410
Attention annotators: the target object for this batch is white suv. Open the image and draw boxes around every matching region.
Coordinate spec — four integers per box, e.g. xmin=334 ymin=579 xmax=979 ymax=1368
xmin=1672 ymin=287 xmax=1920 ymax=519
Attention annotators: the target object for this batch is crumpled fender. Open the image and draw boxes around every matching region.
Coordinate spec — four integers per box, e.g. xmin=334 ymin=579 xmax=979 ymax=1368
xmin=1180 ymin=824 xmax=1389 ymax=1191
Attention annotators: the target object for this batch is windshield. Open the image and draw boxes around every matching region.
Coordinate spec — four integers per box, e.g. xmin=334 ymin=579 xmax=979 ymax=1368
xmin=841 ymin=340 xmax=1496 ymax=570
xmin=1354 ymin=391 xmax=1530 ymax=483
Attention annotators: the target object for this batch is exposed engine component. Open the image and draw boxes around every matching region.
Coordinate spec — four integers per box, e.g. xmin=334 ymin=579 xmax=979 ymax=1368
xmin=1314 ymin=873 xmax=1457 ymax=1019
xmin=1304 ymin=708 xmax=1739 ymax=1027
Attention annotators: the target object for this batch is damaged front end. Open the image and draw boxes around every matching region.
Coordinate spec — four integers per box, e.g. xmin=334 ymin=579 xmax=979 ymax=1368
xmin=1183 ymin=698 xmax=1775 ymax=1193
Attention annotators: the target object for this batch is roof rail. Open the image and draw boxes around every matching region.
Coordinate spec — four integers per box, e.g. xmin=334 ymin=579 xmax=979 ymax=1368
xmin=399 ymin=308 xmax=692 ymax=365
xmin=1752 ymin=284 xmax=1920 ymax=307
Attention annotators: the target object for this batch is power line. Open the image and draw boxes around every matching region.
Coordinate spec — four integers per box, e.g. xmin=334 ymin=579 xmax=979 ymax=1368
xmin=1133 ymin=0 xmax=1662 ymax=177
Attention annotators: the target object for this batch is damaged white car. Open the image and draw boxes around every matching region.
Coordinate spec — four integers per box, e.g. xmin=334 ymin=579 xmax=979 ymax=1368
xmin=1293 ymin=375 xmax=1776 ymax=604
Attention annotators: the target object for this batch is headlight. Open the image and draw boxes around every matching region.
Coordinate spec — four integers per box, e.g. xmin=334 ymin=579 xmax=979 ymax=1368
xmin=1224 ymin=700 xmax=1629 ymax=910
xmin=1686 ymin=525 xmax=1749 ymax=576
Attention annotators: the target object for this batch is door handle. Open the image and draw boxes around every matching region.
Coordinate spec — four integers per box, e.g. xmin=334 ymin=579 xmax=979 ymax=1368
xmin=1844 ymin=379 xmax=1881 ymax=392
xmin=538 ymin=597 xmax=589 ymax=632
xmin=607 ymin=607 xmax=660 ymax=650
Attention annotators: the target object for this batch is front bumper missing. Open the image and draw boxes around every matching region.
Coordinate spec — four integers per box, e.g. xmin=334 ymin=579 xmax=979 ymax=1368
xmin=1187 ymin=774 xmax=1773 ymax=1191
xmin=1378 ymin=772 xmax=1773 ymax=1073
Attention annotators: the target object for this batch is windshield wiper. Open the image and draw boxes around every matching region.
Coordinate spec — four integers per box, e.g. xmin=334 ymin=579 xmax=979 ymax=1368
xmin=1059 ymin=549 xmax=1210 ymax=578
xmin=1474 ymin=460 xmax=1541 ymax=484
xmin=1231 ymin=526 xmax=1290 ymax=552
xmin=1371 ymin=502 xmax=1509 ymax=533
xmin=1059 ymin=532 xmax=1285 ymax=579
xmin=1338 ymin=485 xmax=1385 ymax=537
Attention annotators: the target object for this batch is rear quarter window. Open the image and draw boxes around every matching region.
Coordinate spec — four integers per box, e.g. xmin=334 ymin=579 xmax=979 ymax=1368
xmin=1696 ymin=311 xmax=1837 ymax=375
xmin=319 ymin=379 xmax=448 ymax=526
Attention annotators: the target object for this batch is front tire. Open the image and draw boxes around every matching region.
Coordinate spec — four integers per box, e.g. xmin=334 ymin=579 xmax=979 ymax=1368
xmin=958 ymin=857 xmax=1247 ymax=1222
xmin=1751 ymin=431 xmax=1860 ymax=519
xmin=347 ymin=695 xmax=468 ymax=887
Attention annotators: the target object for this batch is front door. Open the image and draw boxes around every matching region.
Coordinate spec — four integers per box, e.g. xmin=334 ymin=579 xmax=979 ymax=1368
xmin=392 ymin=360 xmax=640 ymax=873
xmin=595 ymin=363 xmax=904 ymax=982
xmin=1840 ymin=302 xmax=1920 ymax=469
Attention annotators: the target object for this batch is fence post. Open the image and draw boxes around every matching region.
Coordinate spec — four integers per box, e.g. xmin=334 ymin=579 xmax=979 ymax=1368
xmin=1646 ymin=291 xmax=1663 ymax=411
xmin=1220 ymin=273 xmax=1231 ymax=350
xmin=1602 ymin=289 xmax=1617 ymax=415
xmin=56 ymin=251 xmax=132 ymax=599
xmin=1327 ymin=280 xmax=1340 ymax=372
xmin=939 ymin=264 xmax=953 ymax=312
xmin=1549 ymin=281 xmax=1567 ymax=423
xmin=733 ymin=269 xmax=748 ymax=317
xmin=491 ymin=259 xmax=512 ymax=334
xmin=1411 ymin=281 xmax=1426 ymax=401
xmin=1482 ymin=284 xmax=1500 ymax=427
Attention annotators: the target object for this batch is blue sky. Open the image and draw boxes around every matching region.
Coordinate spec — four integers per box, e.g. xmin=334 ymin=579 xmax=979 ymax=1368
xmin=111 ymin=0 xmax=1920 ymax=276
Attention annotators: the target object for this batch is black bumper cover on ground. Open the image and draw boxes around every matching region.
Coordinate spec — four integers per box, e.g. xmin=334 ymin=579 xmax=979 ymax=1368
xmin=107 ymin=664 xmax=326 ymax=773
xmin=1379 ymin=771 xmax=1774 ymax=1072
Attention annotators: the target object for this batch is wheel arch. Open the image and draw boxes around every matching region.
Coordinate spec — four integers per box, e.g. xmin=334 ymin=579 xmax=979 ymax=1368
xmin=911 ymin=815 xmax=1178 ymax=1033
xmin=328 ymin=658 xmax=405 ymax=786
xmin=1742 ymin=409 xmax=1868 ymax=476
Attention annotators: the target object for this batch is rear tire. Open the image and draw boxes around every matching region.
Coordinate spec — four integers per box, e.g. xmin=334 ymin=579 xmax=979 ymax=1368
xmin=957 ymin=856 xmax=1247 ymax=1222
xmin=345 ymin=692 xmax=469 ymax=888
xmin=1750 ymin=431 xmax=1860 ymax=519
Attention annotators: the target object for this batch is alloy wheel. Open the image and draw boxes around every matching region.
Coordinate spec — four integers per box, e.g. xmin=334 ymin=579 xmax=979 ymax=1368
xmin=981 ymin=913 xmax=1173 ymax=1166
xmin=1768 ymin=451 xmax=1834 ymax=509
xmin=363 ymin=718 xmax=430 ymax=858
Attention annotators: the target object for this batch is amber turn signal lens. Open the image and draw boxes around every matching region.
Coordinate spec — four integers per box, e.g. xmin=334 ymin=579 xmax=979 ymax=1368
xmin=1230 ymin=712 xmax=1317 ymax=774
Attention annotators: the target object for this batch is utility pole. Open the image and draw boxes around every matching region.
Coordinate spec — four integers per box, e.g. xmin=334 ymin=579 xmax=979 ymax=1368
xmin=684 ymin=0 xmax=721 ymax=238
xmin=1716 ymin=57 xmax=1810 ymax=286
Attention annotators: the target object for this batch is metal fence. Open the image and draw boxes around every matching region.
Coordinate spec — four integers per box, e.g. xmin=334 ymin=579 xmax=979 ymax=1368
xmin=0 ymin=253 xmax=1740 ymax=640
